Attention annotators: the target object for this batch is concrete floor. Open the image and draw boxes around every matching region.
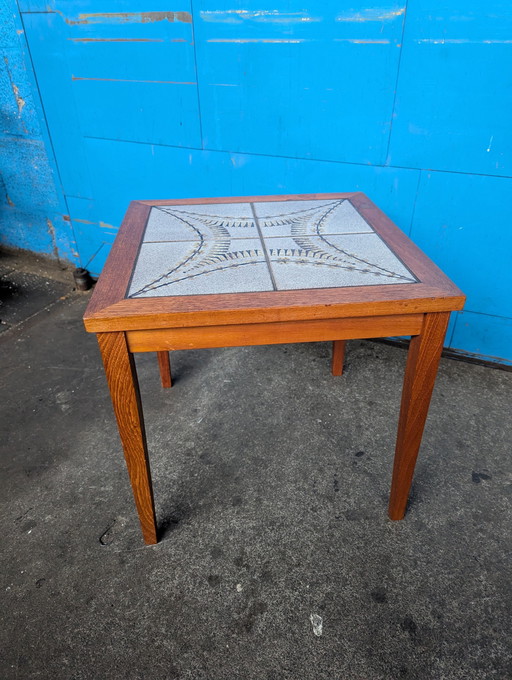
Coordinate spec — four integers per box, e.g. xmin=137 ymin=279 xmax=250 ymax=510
xmin=1 ymin=251 xmax=511 ymax=680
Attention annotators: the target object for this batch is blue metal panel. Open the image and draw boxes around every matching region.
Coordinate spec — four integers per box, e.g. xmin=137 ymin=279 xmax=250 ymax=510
xmin=17 ymin=0 xmax=55 ymax=10
xmin=410 ymin=171 xmax=512 ymax=318
xmin=21 ymin=12 xmax=94 ymax=199
xmin=194 ymin=1 xmax=405 ymax=164
xmin=63 ymin=6 xmax=200 ymax=147
xmin=0 ymin=0 xmax=77 ymax=263
xmin=451 ymin=312 xmax=512 ymax=366
xmin=388 ymin=1 xmax=512 ymax=176
xmin=83 ymin=137 xmax=420 ymax=231
xmin=67 ymin=196 xmax=117 ymax=275
xmin=0 ymin=135 xmax=59 ymax=212
xmin=22 ymin=3 xmax=198 ymax=196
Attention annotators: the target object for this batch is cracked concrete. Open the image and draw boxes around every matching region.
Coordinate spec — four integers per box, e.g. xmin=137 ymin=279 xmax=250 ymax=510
xmin=0 ymin=251 xmax=511 ymax=679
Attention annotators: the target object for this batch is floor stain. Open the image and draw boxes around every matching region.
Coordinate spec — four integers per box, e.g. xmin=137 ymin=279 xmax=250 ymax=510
xmin=472 ymin=471 xmax=491 ymax=484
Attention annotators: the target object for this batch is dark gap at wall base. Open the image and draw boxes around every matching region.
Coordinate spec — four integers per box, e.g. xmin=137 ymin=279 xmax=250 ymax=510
xmin=375 ymin=338 xmax=512 ymax=373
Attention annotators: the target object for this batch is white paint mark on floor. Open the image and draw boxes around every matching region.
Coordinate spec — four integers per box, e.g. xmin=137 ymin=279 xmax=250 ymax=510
xmin=55 ymin=390 xmax=72 ymax=413
xmin=310 ymin=613 xmax=323 ymax=636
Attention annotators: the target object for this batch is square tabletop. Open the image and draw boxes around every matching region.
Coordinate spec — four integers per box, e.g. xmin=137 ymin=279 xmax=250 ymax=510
xmin=84 ymin=193 xmax=464 ymax=332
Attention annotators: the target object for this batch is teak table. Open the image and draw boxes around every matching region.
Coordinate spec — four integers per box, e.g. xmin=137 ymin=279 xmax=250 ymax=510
xmin=83 ymin=193 xmax=465 ymax=545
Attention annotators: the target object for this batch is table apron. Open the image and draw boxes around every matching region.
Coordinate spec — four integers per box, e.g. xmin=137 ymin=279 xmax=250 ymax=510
xmin=125 ymin=313 xmax=424 ymax=352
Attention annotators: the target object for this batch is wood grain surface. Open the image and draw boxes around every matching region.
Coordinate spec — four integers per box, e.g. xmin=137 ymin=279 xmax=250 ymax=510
xmin=157 ymin=351 xmax=172 ymax=388
xmin=83 ymin=193 xmax=465 ymax=333
xmin=388 ymin=312 xmax=451 ymax=520
xmin=85 ymin=201 xmax=151 ymax=320
xmin=125 ymin=314 xmax=424 ymax=352
xmin=97 ymin=331 xmax=158 ymax=544
xmin=332 ymin=340 xmax=346 ymax=376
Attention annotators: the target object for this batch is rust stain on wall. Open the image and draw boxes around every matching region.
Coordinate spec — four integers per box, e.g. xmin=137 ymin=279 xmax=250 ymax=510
xmin=64 ymin=11 xmax=192 ymax=25
xmin=4 ymin=57 xmax=26 ymax=116
xmin=11 ymin=83 xmax=25 ymax=115
xmin=46 ymin=218 xmax=59 ymax=260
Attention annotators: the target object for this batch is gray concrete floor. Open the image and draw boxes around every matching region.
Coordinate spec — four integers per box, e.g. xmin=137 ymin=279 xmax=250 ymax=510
xmin=1 ymin=251 xmax=511 ymax=680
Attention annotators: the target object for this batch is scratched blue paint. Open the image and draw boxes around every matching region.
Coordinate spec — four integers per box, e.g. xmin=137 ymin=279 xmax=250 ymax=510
xmin=388 ymin=1 xmax=512 ymax=176
xmin=66 ymin=11 xmax=200 ymax=148
xmin=83 ymin=137 xmax=420 ymax=235
xmin=0 ymin=46 xmax=40 ymax=138
xmin=0 ymin=0 xmax=77 ymax=263
xmin=195 ymin=1 xmax=406 ymax=164
xmin=2 ymin=1 xmax=512 ymax=363
xmin=67 ymin=196 xmax=118 ymax=274
xmin=16 ymin=0 xmax=54 ymax=10
xmin=72 ymin=79 xmax=201 ymax=148
xmin=22 ymin=12 xmax=95 ymax=200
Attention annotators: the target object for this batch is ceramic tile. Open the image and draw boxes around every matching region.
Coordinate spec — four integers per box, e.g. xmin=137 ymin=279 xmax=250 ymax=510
xmin=265 ymin=233 xmax=416 ymax=291
xmin=129 ymin=199 xmax=416 ymax=298
xmin=143 ymin=203 xmax=258 ymax=242
xmin=253 ymin=199 xmax=373 ymax=238
xmin=128 ymin=238 xmax=272 ymax=298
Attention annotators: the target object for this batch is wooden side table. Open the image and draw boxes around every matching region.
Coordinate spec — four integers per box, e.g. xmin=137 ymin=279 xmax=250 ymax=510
xmin=83 ymin=193 xmax=465 ymax=545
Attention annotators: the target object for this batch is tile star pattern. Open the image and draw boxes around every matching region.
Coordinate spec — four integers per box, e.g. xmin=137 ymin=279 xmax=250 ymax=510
xmin=127 ymin=200 xmax=417 ymax=298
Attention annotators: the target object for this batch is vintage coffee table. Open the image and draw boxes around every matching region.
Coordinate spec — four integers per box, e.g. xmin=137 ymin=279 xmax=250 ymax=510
xmin=83 ymin=193 xmax=465 ymax=545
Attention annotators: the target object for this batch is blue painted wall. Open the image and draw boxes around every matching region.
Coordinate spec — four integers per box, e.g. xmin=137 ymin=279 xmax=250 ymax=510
xmin=0 ymin=0 xmax=77 ymax=262
xmin=1 ymin=1 xmax=511 ymax=364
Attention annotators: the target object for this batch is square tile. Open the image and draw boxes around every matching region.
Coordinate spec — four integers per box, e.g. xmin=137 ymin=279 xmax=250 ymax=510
xmin=143 ymin=203 xmax=258 ymax=242
xmin=129 ymin=198 xmax=416 ymax=298
xmin=265 ymin=233 xmax=416 ymax=290
xmin=253 ymin=199 xmax=373 ymax=238
xmin=128 ymin=238 xmax=272 ymax=298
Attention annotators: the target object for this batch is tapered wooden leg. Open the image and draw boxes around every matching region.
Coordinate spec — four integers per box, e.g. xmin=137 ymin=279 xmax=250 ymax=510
xmin=332 ymin=340 xmax=346 ymax=376
xmin=388 ymin=312 xmax=450 ymax=520
xmin=97 ymin=332 xmax=158 ymax=544
xmin=157 ymin=351 xmax=172 ymax=388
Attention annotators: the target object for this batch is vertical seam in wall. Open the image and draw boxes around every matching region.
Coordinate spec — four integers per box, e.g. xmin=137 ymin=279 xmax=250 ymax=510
xmin=407 ymin=169 xmax=422 ymax=237
xmin=17 ymin=1 xmax=80 ymax=266
xmin=384 ymin=0 xmax=409 ymax=165
xmin=447 ymin=311 xmax=459 ymax=348
xmin=189 ymin=0 xmax=204 ymax=150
